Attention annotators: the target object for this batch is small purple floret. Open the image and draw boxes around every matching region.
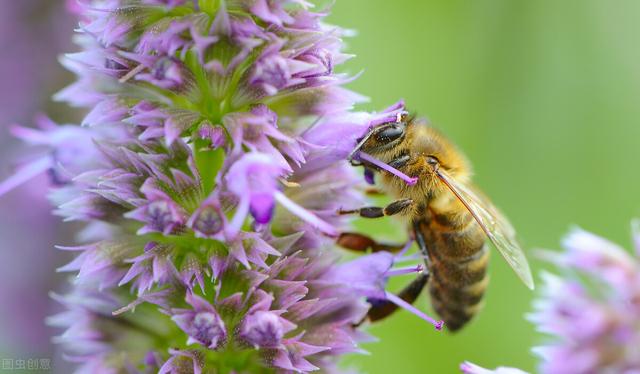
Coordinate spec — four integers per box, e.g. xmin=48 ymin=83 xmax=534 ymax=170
xmin=172 ymin=294 xmax=227 ymax=350
xmin=241 ymin=311 xmax=284 ymax=348
xmin=364 ymin=168 xmax=375 ymax=185
xmin=190 ymin=311 xmax=226 ymax=348
xmin=189 ymin=204 xmax=224 ymax=237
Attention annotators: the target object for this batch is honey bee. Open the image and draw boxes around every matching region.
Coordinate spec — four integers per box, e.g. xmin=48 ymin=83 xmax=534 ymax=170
xmin=337 ymin=113 xmax=534 ymax=331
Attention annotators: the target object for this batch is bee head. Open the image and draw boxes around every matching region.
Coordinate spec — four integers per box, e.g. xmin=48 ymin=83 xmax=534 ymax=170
xmin=348 ymin=114 xmax=410 ymax=163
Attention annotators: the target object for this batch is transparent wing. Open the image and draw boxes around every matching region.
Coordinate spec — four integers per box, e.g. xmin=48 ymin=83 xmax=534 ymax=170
xmin=436 ymin=168 xmax=535 ymax=290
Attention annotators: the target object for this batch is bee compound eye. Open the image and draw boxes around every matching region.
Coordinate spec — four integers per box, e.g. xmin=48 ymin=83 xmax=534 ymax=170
xmin=375 ymin=125 xmax=404 ymax=143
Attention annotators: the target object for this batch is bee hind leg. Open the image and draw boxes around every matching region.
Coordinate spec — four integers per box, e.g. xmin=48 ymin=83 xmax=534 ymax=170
xmin=359 ymin=273 xmax=430 ymax=324
xmin=337 ymin=232 xmax=408 ymax=253
xmin=358 ymin=222 xmax=435 ymax=325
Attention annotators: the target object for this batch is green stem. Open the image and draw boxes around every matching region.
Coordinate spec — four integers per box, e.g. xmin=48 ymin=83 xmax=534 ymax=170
xmin=113 ymin=315 xmax=167 ymax=343
xmin=200 ymin=0 xmax=220 ymax=17
xmin=194 ymin=138 xmax=225 ymax=195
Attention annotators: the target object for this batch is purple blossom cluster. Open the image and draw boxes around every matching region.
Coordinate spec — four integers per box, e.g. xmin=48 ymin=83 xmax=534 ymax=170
xmin=529 ymin=224 xmax=640 ymax=374
xmin=460 ymin=361 xmax=528 ymax=374
xmin=0 ymin=1 xmax=431 ymax=372
xmin=460 ymin=222 xmax=640 ymax=374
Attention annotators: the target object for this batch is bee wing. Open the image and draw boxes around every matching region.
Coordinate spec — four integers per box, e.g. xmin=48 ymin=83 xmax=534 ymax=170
xmin=436 ymin=168 xmax=535 ymax=290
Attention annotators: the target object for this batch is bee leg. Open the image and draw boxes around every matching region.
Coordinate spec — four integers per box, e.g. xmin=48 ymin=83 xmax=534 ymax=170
xmin=337 ymin=232 xmax=408 ymax=253
xmin=364 ymin=187 xmax=385 ymax=196
xmin=413 ymin=221 xmax=433 ymax=261
xmin=338 ymin=198 xmax=414 ymax=219
xmin=357 ymin=222 xmax=434 ymax=324
xmin=361 ymin=273 xmax=430 ymax=324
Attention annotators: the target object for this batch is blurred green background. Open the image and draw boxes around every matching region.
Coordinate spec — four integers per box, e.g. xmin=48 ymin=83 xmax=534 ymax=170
xmin=328 ymin=1 xmax=640 ymax=373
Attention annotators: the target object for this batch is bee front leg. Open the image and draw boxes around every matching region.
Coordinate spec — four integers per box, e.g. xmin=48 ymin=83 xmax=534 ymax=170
xmin=338 ymin=198 xmax=414 ymax=219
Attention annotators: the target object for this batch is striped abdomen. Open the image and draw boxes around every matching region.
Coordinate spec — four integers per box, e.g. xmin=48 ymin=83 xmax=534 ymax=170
xmin=415 ymin=203 xmax=490 ymax=332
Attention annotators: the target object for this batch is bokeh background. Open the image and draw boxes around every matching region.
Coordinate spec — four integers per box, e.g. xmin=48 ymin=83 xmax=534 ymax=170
xmin=330 ymin=0 xmax=640 ymax=373
xmin=2 ymin=1 xmax=640 ymax=373
xmin=0 ymin=1 xmax=77 ymax=372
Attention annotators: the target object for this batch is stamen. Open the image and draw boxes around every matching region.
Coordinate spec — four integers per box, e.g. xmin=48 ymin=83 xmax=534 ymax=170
xmin=279 ymin=178 xmax=300 ymax=188
xmin=274 ymin=191 xmax=337 ymax=237
xmin=385 ymin=291 xmax=443 ymax=330
xmin=118 ymin=64 xmax=146 ymax=83
xmin=386 ymin=264 xmax=423 ymax=277
xmin=226 ymin=196 xmax=250 ymax=238
xmin=357 ymin=152 xmax=417 ymax=186
xmin=396 ymin=239 xmax=414 ymax=257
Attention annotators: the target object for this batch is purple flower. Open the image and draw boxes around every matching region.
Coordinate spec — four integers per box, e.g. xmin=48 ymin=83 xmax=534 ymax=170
xmin=125 ymin=179 xmax=188 ymax=235
xmin=196 ymin=123 xmax=226 ymax=149
xmin=526 ymin=223 xmax=640 ymax=374
xmin=187 ymin=195 xmax=224 ymax=238
xmin=48 ymin=286 xmax=171 ymax=374
xmin=172 ymin=294 xmax=227 ymax=349
xmin=0 ymin=0 xmax=441 ymax=372
xmin=158 ymin=349 xmax=203 ymax=374
xmin=241 ymin=310 xmax=287 ymax=348
xmin=136 ymin=56 xmax=187 ymax=89
xmin=226 ymin=152 xmax=281 ymax=230
xmin=325 ymin=249 xmax=442 ymax=330
xmin=0 ymin=118 xmax=106 ymax=194
xmin=226 ymin=152 xmax=337 ymax=238
xmin=460 ymin=361 xmax=529 ymax=374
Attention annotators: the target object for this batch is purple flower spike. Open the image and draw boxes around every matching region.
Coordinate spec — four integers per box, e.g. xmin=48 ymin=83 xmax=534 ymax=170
xmin=527 ymin=224 xmax=640 ymax=374
xmin=1 ymin=0 xmax=442 ymax=372
xmin=471 ymin=222 xmax=640 ymax=374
